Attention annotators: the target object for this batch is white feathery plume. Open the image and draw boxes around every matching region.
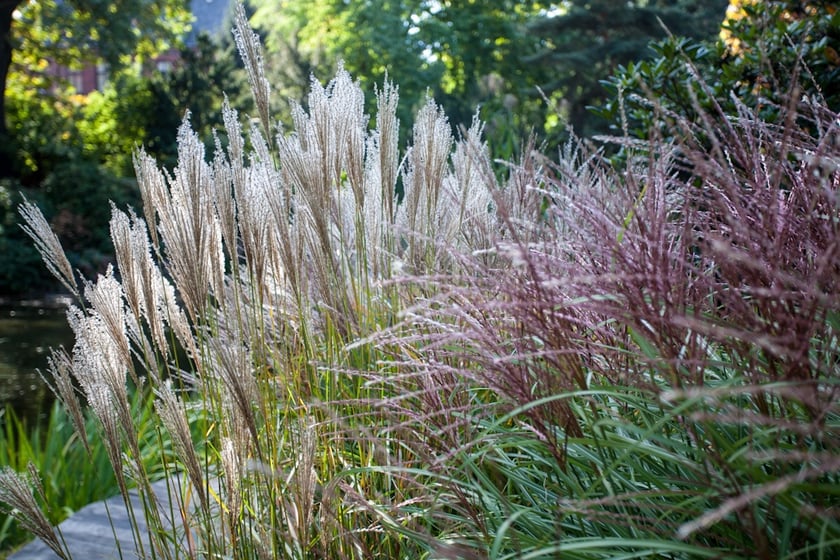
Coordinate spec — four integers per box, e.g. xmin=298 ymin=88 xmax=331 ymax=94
xmin=112 ymin=205 xmax=180 ymax=363
xmin=220 ymin=437 xmax=243 ymax=533
xmin=155 ymin=115 xmax=225 ymax=320
xmin=18 ymin=197 xmax=78 ymax=298
xmin=110 ymin=207 xmax=142 ymax=321
xmin=374 ymin=79 xmax=400 ymax=225
xmin=208 ymin=331 xmax=260 ymax=447
xmin=444 ymin=113 xmax=496 ymax=255
xmin=234 ymin=123 xmax=278 ymax=294
xmin=84 ymin=265 xmax=132 ymax=382
xmin=86 ymin=383 xmax=128 ymax=497
xmin=0 ymin=466 xmax=69 ymax=560
xmin=155 ymin=384 xmax=209 ymax=515
xmin=232 ymin=2 xmax=271 ymax=137
xmin=132 ymin=147 xmax=168 ymax=251
xmin=397 ymin=98 xmax=453 ymax=272
xmin=45 ymin=348 xmax=90 ymax=454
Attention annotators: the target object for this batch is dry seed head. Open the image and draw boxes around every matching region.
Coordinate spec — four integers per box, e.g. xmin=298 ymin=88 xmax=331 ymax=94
xmin=220 ymin=438 xmax=242 ymax=529
xmin=235 ymin=159 xmax=280 ymax=294
xmin=84 ymin=265 xmax=132 ymax=380
xmin=233 ymin=2 xmax=271 ymax=136
xmin=68 ymin=306 xmax=123 ymax=393
xmin=110 ymin=208 xmax=142 ymax=320
xmin=211 ymin=129 xmax=239 ymax=264
xmin=155 ymin=384 xmax=209 ymax=514
xmin=86 ymin=384 xmax=126 ymax=492
xmin=46 ymin=348 xmax=90 ymax=454
xmin=18 ymin=197 xmax=78 ymax=298
xmin=291 ymin=418 xmax=318 ymax=537
xmin=110 ymin=207 xmax=172 ymax=358
xmin=154 ymin=116 xmax=225 ymax=320
xmin=208 ymin=333 xmax=260 ymax=447
xmin=374 ymin=78 xmax=400 ymax=223
xmin=132 ymin=147 xmax=168 ymax=250
xmin=0 ymin=467 xmax=69 ymax=560
xmin=398 ymin=98 xmax=453 ymax=270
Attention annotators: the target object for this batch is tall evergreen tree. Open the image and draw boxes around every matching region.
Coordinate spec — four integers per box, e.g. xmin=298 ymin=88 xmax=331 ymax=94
xmin=527 ymin=0 xmax=729 ymax=138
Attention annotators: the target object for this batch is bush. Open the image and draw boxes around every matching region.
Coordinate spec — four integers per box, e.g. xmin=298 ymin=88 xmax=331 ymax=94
xmin=597 ymin=1 xmax=840 ymax=140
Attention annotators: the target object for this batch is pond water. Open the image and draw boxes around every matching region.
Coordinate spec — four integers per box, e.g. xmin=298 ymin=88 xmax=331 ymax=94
xmin=0 ymin=302 xmax=75 ymax=423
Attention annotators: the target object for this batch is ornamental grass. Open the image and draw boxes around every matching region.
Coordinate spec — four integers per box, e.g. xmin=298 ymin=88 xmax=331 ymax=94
xmin=2 ymin=5 xmax=838 ymax=559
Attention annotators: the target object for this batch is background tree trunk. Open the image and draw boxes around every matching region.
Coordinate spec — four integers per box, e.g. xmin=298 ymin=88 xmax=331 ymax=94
xmin=0 ymin=0 xmax=22 ymax=176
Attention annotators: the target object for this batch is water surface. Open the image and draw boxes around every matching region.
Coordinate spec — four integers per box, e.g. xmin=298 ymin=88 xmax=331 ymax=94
xmin=0 ymin=303 xmax=74 ymax=423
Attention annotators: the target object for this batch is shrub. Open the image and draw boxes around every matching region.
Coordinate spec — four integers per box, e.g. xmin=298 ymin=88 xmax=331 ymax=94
xmin=597 ymin=1 xmax=840 ymax=141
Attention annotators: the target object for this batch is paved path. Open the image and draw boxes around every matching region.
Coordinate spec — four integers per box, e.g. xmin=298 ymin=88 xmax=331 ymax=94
xmin=10 ymin=477 xmax=200 ymax=560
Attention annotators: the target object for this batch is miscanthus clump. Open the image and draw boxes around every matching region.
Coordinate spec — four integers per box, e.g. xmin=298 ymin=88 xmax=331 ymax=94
xmin=3 ymin=3 xmax=839 ymax=559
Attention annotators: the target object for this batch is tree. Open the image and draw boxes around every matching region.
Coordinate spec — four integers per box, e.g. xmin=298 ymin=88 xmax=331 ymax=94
xmin=249 ymin=0 xmax=547 ymax=154
xmin=80 ymin=32 xmax=250 ymax=175
xmin=0 ymin=0 xmax=192 ymax=175
xmin=526 ymin=0 xmax=729 ymax=138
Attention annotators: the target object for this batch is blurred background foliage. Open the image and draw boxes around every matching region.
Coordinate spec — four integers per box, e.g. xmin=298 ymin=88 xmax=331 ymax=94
xmin=1 ymin=0 xmax=837 ymax=296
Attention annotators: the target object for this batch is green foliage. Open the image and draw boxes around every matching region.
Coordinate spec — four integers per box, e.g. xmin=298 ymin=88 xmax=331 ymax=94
xmin=7 ymin=0 xmax=191 ymax=83
xmin=78 ymin=33 xmax=248 ymax=176
xmin=249 ymin=0 xmax=548 ymax=154
xmin=0 ymin=182 xmax=51 ymax=295
xmin=598 ymin=1 xmax=840 ymax=140
xmin=3 ymin=7 xmax=838 ymax=560
xmin=0 ymin=0 xmax=193 ymax=153
xmin=249 ymin=0 xmax=732 ymax=154
xmin=526 ymin=0 xmax=729 ymax=139
xmin=0 ymin=74 xmax=138 ymax=295
xmin=1 ymin=20 xmax=245 ymax=294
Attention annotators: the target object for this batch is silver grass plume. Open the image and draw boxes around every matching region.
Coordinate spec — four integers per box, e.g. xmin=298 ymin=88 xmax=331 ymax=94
xmin=213 ymin=97 xmax=242 ymax=264
xmin=132 ymin=147 xmax=169 ymax=251
xmin=276 ymin=70 xmax=372 ymax=329
xmin=67 ymin=303 xmax=130 ymax=429
xmin=233 ymin=2 xmax=271 ymax=138
xmin=287 ymin=417 xmax=318 ymax=549
xmin=110 ymin=207 xmax=143 ymax=324
xmin=86 ymin=383 xmax=128 ymax=496
xmin=208 ymin=332 xmax=261 ymax=453
xmin=110 ymin=208 xmax=173 ymax=358
xmin=154 ymin=384 xmax=210 ymax=516
xmin=0 ymin=466 xmax=69 ymax=560
xmin=18 ymin=197 xmax=78 ymax=298
xmin=397 ymin=98 xmax=453 ymax=272
xmin=45 ymin=348 xmax=90 ymax=454
xmin=84 ymin=265 xmax=133 ymax=383
xmin=153 ymin=115 xmax=225 ymax=321
xmin=374 ymin=79 xmax=400 ymax=225
xmin=219 ymin=438 xmax=243 ymax=537
xmin=234 ymin=123 xmax=281 ymax=297
xmin=358 ymin=78 xmax=400 ymax=282
xmin=445 ymin=113 xmax=496 ymax=254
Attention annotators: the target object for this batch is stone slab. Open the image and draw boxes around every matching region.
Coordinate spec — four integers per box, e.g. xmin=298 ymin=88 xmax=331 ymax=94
xmin=9 ymin=476 xmax=206 ymax=560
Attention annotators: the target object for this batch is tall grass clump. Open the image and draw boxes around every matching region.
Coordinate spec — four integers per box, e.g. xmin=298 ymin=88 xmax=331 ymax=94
xmin=2 ymin=4 xmax=508 ymax=559
xmin=1 ymin=3 xmax=838 ymax=558
xmin=371 ymin=90 xmax=840 ymax=557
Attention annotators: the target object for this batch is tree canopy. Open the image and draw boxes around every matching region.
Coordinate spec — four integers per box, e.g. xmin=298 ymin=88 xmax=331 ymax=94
xmin=248 ymin=0 xmax=729 ymax=152
xmin=249 ymin=0 xmax=548 ymax=152
xmin=526 ymin=0 xmax=728 ymax=138
xmin=0 ymin=0 xmax=192 ymax=173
